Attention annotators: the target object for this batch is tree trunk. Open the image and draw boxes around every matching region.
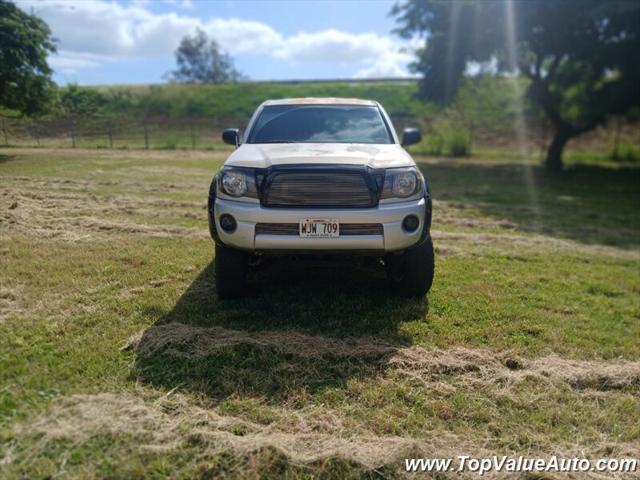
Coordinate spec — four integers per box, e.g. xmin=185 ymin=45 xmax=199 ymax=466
xmin=545 ymin=129 xmax=570 ymax=172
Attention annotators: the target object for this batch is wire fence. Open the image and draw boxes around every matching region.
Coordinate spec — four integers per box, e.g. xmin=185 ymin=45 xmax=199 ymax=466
xmin=0 ymin=115 xmax=251 ymax=150
xmin=0 ymin=112 xmax=633 ymax=156
xmin=0 ymin=113 xmax=529 ymax=147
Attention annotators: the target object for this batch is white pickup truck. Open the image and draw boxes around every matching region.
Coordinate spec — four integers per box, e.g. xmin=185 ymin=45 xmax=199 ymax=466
xmin=208 ymin=97 xmax=434 ymax=298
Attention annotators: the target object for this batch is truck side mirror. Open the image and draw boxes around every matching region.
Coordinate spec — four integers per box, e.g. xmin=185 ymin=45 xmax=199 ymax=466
xmin=222 ymin=128 xmax=240 ymax=146
xmin=401 ymin=128 xmax=422 ymax=147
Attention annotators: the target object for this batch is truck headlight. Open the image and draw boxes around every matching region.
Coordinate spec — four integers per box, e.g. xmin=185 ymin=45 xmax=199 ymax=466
xmin=221 ymin=170 xmax=247 ymax=197
xmin=218 ymin=167 xmax=258 ymax=199
xmin=381 ymin=167 xmax=422 ymax=201
xmin=392 ymin=171 xmax=418 ymax=197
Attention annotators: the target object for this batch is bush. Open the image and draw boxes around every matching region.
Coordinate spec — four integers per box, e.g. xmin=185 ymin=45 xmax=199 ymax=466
xmin=59 ymin=84 xmax=108 ymax=115
xmin=423 ymin=130 xmax=444 ymax=155
xmin=158 ymin=143 xmax=177 ymax=150
xmin=423 ymin=120 xmax=472 ymax=157
xmin=610 ymin=141 xmax=640 ymax=162
xmin=445 ymin=128 xmax=472 ymax=156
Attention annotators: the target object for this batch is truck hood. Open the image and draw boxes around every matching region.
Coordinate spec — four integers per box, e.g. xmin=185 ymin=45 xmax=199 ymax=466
xmin=223 ymin=143 xmax=415 ymax=169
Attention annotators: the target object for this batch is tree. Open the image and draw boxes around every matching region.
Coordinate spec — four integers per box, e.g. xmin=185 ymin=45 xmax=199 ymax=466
xmin=0 ymin=0 xmax=57 ymax=116
xmin=59 ymin=84 xmax=107 ymax=115
xmin=167 ymin=29 xmax=244 ymax=84
xmin=393 ymin=0 xmax=640 ymax=171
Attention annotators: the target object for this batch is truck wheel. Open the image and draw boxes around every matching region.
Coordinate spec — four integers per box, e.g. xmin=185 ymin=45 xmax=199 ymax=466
xmin=386 ymin=236 xmax=435 ymax=297
xmin=215 ymin=244 xmax=248 ymax=299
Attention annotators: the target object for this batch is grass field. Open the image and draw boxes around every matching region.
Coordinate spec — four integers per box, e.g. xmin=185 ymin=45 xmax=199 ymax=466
xmin=1 ymin=148 xmax=639 ymax=478
xmin=6 ymin=78 xmax=640 ymax=164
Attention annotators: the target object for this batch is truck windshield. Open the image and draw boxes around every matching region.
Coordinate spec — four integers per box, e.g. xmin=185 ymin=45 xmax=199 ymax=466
xmin=247 ymin=105 xmax=394 ymax=144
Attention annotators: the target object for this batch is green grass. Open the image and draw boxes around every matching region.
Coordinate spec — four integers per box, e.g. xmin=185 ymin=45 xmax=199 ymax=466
xmin=75 ymin=80 xmax=432 ymax=120
xmin=1 ymin=148 xmax=639 ymax=478
xmin=6 ymin=77 xmax=639 ymax=167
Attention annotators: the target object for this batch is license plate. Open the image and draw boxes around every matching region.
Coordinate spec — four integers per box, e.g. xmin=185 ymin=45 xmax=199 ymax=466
xmin=299 ymin=218 xmax=339 ymax=238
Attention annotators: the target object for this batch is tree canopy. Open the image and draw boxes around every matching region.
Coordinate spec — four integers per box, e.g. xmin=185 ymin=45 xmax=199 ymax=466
xmin=0 ymin=0 xmax=57 ymax=116
xmin=393 ymin=0 xmax=640 ymax=171
xmin=59 ymin=84 xmax=108 ymax=115
xmin=167 ymin=29 xmax=244 ymax=84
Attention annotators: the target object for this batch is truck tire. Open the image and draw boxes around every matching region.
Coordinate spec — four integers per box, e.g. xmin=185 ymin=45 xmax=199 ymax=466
xmin=386 ymin=236 xmax=435 ymax=297
xmin=215 ymin=244 xmax=248 ymax=299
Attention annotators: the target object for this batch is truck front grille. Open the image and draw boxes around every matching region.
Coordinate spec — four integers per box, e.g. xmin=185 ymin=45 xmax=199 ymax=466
xmin=261 ymin=171 xmax=376 ymax=208
xmin=255 ymin=223 xmax=383 ymax=236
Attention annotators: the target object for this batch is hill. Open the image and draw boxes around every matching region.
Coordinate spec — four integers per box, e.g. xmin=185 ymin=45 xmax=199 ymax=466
xmin=88 ymin=80 xmax=433 ymax=121
xmin=2 ymin=78 xmax=638 ymax=160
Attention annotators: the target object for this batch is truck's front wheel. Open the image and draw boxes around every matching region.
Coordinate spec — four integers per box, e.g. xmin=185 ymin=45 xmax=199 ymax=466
xmin=215 ymin=244 xmax=248 ymax=299
xmin=386 ymin=236 xmax=435 ymax=297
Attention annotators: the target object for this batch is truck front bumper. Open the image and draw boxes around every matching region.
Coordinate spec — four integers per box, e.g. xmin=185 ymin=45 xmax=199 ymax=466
xmin=210 ymin=197 xmax=430 ymax=253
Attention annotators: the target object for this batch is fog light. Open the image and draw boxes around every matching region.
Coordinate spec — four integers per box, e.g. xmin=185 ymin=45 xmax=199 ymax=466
xmin=219 ymin=214 xmax=237 ymax=233
xmin=402 ymin=215 xmax=419 ymax=232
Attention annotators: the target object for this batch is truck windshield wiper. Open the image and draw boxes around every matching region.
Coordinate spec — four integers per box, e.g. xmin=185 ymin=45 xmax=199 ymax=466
xmin=258 ymin=140 xmax=295 ymax=143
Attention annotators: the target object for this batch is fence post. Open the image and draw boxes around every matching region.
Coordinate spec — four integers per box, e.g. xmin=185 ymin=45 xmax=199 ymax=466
xmin=108 ymin=122 xmax=113 ymax=148
xmin=191 ymin=124 xmax=196 ymax=150
xmin=144 ymin=121 xmax=149 ymax=150
xmin=71 ymin=120 xmax=76 ymax=148
xmin=2 ymin=119 xmax=7 ymax=146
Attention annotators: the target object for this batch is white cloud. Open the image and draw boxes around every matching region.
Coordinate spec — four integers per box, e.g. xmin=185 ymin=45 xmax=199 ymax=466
xmin=355 ymin=37 xmax=423 ymax=78
xmin=274 ymin=29 xmax=393 ymax=64
xmin=48 ymin=51 xmax=103 ymax=75
xmin=17 ymin=0 xmax=416 ymax=79
xmin=204 ymin=18 xmax=283 ymax=54
xmin=19 ymin=0 xmax=195 ymax=57
xmin=18 ymin=0 xmax=283 ymax=57
xmin=354 ymin=58 xmax=411 ymax=79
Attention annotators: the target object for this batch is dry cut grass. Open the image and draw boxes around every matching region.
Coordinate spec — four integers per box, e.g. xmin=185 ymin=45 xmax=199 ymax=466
xmin=1 ymin=148 xmax=639 ymax=478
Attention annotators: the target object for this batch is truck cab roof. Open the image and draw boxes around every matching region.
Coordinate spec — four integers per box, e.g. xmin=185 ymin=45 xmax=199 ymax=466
xmin=261 ymin=97 xmax=378 ymax=107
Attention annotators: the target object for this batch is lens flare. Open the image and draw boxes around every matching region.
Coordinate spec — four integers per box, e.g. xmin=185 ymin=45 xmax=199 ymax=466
xmin=505 ymin=0 xmax=541 ymax=219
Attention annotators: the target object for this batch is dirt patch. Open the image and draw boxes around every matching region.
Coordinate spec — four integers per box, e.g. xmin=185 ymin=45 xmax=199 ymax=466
xmin=129 ymin=323 xmax=640 ymax=392
xmin=0 ymin=187 xmax=207 ymax=241
xmin=115 ymin=165 xmax=213 ymax=179
xmin=4 ymin=176 xmax=636 ymax=258
xmin=434 ymin=202 xmax=518 ymax=231
xmin=439 ymin=217 xmax=517 ymax=230
xmin=77 ymin=217 xmax=205 ymax=238
xmin=0 ymin=285 xmax=21 ymax=322
xmin=432 ymin=230 xmax=640 ymax=259
xmin=390 ymin=348 xmax=640 ymax=391
xmin=5 ymin=173 xmax=206 ymax=195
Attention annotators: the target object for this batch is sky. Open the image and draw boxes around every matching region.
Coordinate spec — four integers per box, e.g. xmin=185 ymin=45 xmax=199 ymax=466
xmin=16 ymin=0 xmax=422 ymax=85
